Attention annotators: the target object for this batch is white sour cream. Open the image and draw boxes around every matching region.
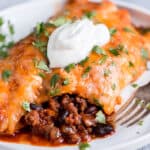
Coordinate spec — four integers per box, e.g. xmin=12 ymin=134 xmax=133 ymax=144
xmin=47 ymin=18 xmax=110 ymax=68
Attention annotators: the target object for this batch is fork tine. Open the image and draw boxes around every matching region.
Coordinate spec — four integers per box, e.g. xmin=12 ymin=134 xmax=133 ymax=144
xmin=127 ymin=110 xmax=149 ymax=127
xmin=115 ymin=93 xmax=136 ymax=118
xmin=120 ymin=104 xmax=145 ymax=125
xmin=116 ymin=98 xmax=137 ymax=122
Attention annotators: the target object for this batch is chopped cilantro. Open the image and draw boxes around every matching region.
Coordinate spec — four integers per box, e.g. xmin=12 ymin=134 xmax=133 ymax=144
xmin=22 ymin=101 xmax=31 ymax=112
xmin=0 ymin=34 xmax=6 ymax=42
xmin=123 ymin=27 xmax=133 ymax=32
xmin=109 ymin=28 xmax=117 ymax=36
xmin=32 ymin=40 xmax=47 ymax=53
xmin=50 ymin=74 xmax=60 ymax=88
xmin=0 ymin=50 xmax=8 ymax=58
xmin=6 ymin=41 xmax=14 ymax=49
xmin=63 ymin=78 xmax=69 ymax=85
xmin=64 ymin=63 xmax=75 ymax=73
xmin=44 ymin=30 xmax=50 ymax=37
xmin=109 ymin=48 xmax=119 ymax=56
xmin=38 ymin=72 xmax=45 ymax=78
xmin=96 ymin=110 xmax=106 ymax=124
xmin=98 ymin=55 xmax=108 ymax=65
xmin=131 ymin=83 xmax=138 ymax=88
xmin=82 ymin=66 xmax=91 ymax=78
xmin=49 ymin=17 xmax=68 ymax=27
xmin=34 ymin=59 xmax=49 ymax=72
xmin=84 ymin=11 xmax=96 ymax=19
xmin=8 ymin=21 xmax=14 ymax=35
xmin=79 ymin=57 xmax=89 ymax=66
xmin=109 ymin=44 xmax=124 ymax=56
xmin=35 ymin=22 xmax=45 ymax=36
xmin=92 ymin=45 xmax=106 ymax=55
xmin=141 ymin=48 xmax=148 ymax=59
xmin=0 ymin=17 xmax=3 ymax=26
xmin=93 ymin=99 xmax=103 ymax=109
xmin=79 ymin=143 xmax=90 ymax=150
xmin=50 ymin=88 xmax=60 ymax=96
xmin=2 ymin=70 xmax=12 ymax=81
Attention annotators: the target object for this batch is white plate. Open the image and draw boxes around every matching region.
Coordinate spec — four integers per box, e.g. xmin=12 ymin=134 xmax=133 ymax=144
xmin=0 ymin=0 xmax=150 ymax=150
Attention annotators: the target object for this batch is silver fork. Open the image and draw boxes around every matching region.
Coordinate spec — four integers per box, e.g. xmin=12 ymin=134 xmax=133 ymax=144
xmin=115 ymin=83 xmax=150 ymax=127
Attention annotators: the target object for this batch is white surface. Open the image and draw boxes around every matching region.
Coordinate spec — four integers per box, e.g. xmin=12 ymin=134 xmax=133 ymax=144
xmin=0 ymin=0 xmax=150 ymax=150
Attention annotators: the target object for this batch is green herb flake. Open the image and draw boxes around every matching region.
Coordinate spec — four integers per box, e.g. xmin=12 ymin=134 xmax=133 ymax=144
xmin=104 ymin=69 xmax=111 ymax=77
xmin=32 ymin=40 xmax=47 ymax=53
xmin=92 ymin=45 xmax=106 ymax=55
xmin=109 ymin=28 xmax=117 ymax=36
xmin=0 ymin=50 xmax=8 ymax=58
xmin=96 ymin=110 xmax=106 ymax=124
xmin=82 ymin=66 xmax=91 ymax=78
xmin=50 ymin=88 xmax=60 ymax=96
xmin=44 ymin=31 xmax=50 ymax=37
xmin=94 ymin=98 xmax=103 ymax=109
xmin=38 ymin=72 xmax=45 ymax=78
xmin=131 ymin=83 xmax=138 ymax=88
xmin=49 ymin=17 xmax=68 ymax=27
xmin=109 ymin=48 xmax=119 ymax=56
xmin=22 ymin=101 xmax=31 ymax=112
xmin=84 ymin=11 xmax=96 ymax=19
xmin=79 ymin=143 xmax=90 ymax=150
xmin=2 ymin=70 xmax=12 ymax=81
xmin=123 ymin=27 xmax=133 ymax=33
xmin=8 ymin=21 xmax=14 ymax=35
xmin=98 ymin=55 xmax=108 ymax=65
xmin=64 ymin=63 xmax=75 ymax=73
xmin=141 ymin=48 xmax=148 ymax=59
xmin=109 ymin=44 xmax=124 ymax=56
xmin=50 ymin=74 xmax=60 ymax=88
xmin=35 ymin=22 xmax=45 ymax=36
xmin=6 ymin=41 xmax=14 ymax=49
xmin=129 ymin=61 xmax=134 ymax=67
xmin=0 ymin=34 xmax=6 ymax=42
xmin=0 ymin=17 xmax=3 ymax=26
xmin=79 ymin=57 xmax=89 ymax=66
xmin=111 ymin=83 xmax=116 ymax=91
xmin=34 ymin=59 xmax=49 ymax=72
xmin=138 ymin=120 xmax=143 ymax=126
xmin=63 ymin=78 xmax=69 ymax=85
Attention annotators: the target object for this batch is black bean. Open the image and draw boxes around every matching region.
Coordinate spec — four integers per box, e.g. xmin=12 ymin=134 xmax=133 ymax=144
xmin=85 ymin=105 xmax=98 ymax=114
xmin=57 ymin=109 xmax=69 ymax=125
xmin=30 ymin=103 xmax=43 ymax=111
xmin=93 ymin=123 xmax=113 ymax=136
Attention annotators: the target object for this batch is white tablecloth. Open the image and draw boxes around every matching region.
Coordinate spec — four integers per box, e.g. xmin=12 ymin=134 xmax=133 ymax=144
xmin=0 ymin=0 xmax=149 ymax=150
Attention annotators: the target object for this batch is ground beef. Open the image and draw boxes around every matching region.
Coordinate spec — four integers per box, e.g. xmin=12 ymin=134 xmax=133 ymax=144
xmin=24 ymin=94 xmax=114 ymax=145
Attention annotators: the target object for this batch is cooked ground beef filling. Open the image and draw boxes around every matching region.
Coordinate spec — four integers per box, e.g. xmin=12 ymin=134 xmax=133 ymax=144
xmin=24 ymin=95 xmax=114 ymax=145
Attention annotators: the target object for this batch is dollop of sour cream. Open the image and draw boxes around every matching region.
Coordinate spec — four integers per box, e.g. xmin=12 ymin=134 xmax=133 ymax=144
xmin=47 ymin=18 xmax=110 ymax=68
